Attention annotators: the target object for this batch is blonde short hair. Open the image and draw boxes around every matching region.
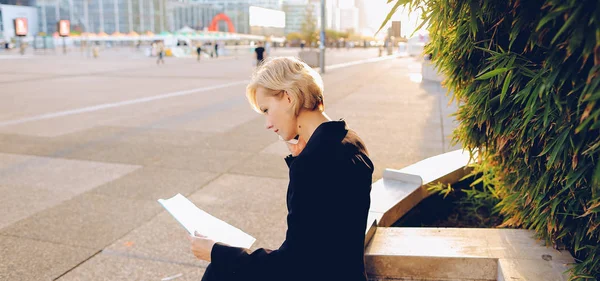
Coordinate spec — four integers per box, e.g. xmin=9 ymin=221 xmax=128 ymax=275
xmin=246 ymin=57 xmax=324 ymax=115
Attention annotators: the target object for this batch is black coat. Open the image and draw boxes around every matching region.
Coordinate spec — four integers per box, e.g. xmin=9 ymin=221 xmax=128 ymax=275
xmin=202 ymin=120 xmax=374 ymax=281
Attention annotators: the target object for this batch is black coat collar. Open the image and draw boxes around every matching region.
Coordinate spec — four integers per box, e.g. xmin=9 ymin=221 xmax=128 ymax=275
xmin=300 ymin=119 xmax=348 ymax=156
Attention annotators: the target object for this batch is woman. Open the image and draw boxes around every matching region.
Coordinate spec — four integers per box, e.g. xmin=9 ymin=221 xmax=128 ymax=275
xmin=188 ymin=57 xmax=374 ymax=281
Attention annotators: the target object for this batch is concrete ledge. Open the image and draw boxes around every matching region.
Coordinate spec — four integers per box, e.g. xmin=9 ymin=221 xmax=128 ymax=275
xmin=298 ymin=50 xmax=320 ymax=67
xmin=365 ymin=228 xmax=574 ymax=281
xmin=363 ymin=149 xmax=574 ymax=280
xmin=422 ymin=59 xmax=444 ymax=82
xmin=364 ymin=149 xmax=472 ymax=251
xmin=368 ymin=149 xmax=472 ymax=228
xmin=366 ymin=255 xmax=497 ymax=281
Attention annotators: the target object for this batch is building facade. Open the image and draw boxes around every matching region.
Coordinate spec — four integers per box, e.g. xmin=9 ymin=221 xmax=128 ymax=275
xmin=337 ymin=6 xmax=357 ymax=32
xmin=191 ymin=0 xmax=283 ymax=34
xmin=0 ymin=0 xmax=36 ymax=5
xmin=36 ymin=0 xmax=203 ymax=35
xmin=249 ymin=0 xmax=281 ymax=10
xmin=1 ymin=0 xmax=286 ymax=42
xmin=354 ymin=0 xmax=368 ymax=35
xmin=282 ymin=0 xmax=319 ymax=34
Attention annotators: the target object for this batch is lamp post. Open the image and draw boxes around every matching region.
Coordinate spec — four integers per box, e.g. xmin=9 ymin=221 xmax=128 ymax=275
xmin=319 ymin=0 xmax=325 ymax=74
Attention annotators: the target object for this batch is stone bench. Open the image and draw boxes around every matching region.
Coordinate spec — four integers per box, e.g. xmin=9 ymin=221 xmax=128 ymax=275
xmin=366 ymin=149 xmax=472 ymax=234
xmin=364 ymin=149 xmax=574 ymax=281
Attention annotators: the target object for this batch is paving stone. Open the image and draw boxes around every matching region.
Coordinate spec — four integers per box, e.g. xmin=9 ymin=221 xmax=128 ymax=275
xmin=56 ymin=251 xmax=205 ymax=281
xmin=0 ymin=73 xmax=52 ymax=84
xmin=0 ymin=235 xmax=96 ymax=281
xmin=230 ymin=152 xmax=290 ymax=179
xmin=0 ymin=53 xmax=463 ymax=278
xmin=150 ymin=147 xmax=253 ymax=173
xmin=169 ymin=102 xmax=259 ymax=133
xmin=0 ymin=153 xmax=141 ymax=227
xmin=104 ymin=174 xmax=288 ymax=265
xmin=61 ymin=142 xmax=166 ymax=166
xmin=188 ymin=174 xmax=289 ymax=251
xmin=260 ymin=140 xmax=291 ymax=157
xmin=104 ymin=212 xmax=207 ymax=266
xmin=59 ymin=126 xmax=214 ymax=149
xmin=1 ymin=193 xmax=161 ymax=250
xmin=0 ymin=152 xmax=140 ymax=195
xmin=0 ymin=185 xmax=68 ymax=230
xmin=91 ymin=167 xmax=219 ymax=201
xmin=0 ymin=133 xmax=72 ymax=156
xmin=201 ymin=117 xmax=275 ymax=152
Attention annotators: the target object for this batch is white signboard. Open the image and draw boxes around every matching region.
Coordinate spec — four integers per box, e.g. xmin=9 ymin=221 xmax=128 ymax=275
xmin=249 ymin=6 xmax=285 ymax=28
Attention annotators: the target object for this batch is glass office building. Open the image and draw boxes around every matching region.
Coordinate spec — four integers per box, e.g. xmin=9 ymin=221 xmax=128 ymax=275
xmin=34 ymin=0 xmax=283 ymax=35
xmin=0 ymin=0 xmax=36 ymax=5
xmin=2 ymin=0 xmax=284 ymax=42
xmin=37 ymin=0 xmax=176 ymax=34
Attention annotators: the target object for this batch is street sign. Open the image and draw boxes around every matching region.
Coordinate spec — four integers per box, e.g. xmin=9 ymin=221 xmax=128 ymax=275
xmin=14 ymin=18 xmax=28 ymax=37
xmin=58 ymin=20 xmax=71 ymax=37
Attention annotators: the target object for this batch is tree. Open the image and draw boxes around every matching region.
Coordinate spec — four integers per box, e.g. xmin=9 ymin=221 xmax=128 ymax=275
xmin=300 ymin=4 xmax=318 ymax=48
xmin=325 ymin=29 xmax=340 ymax=41
xmin=286 ymin=32 xmax=303 ymax=42
xmin=382 ymin=0 xmax=600 ymax=280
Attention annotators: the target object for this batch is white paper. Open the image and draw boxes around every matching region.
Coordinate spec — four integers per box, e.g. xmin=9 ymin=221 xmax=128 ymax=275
xmin=158 ymin=193 xmax=256 ymax=249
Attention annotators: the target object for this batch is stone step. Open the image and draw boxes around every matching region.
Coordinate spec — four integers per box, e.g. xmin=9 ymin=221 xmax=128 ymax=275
xmin=365 ymin=227 xmax=572 ymax=281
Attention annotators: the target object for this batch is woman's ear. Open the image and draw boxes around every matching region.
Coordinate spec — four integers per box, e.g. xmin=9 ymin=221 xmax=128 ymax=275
xmin=284 ymin=91 xmax=292 ymax=104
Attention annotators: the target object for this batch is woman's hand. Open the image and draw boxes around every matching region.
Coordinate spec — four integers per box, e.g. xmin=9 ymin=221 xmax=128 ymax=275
xmin=187 ymin=231 xmax=216 ymax=262
xmin=286 ymin=136 xmax=307 ymax=157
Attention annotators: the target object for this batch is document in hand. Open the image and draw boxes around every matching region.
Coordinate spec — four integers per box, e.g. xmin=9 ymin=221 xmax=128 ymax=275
xmin=158 ymin=193 xmax=256 ymax=249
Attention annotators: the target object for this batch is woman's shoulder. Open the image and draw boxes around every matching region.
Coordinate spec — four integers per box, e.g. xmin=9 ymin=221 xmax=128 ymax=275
xmin=292 ymin=129 xmax=373 ymax=172
xmin=341 ymin=129 xmax=369 ymax=157
xmin=342 ymin=130 xmax=374 ymax=173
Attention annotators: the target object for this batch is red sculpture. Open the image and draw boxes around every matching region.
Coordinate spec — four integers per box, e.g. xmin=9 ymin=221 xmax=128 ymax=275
xmin=208 ymin=13 xmax=236 ymax=33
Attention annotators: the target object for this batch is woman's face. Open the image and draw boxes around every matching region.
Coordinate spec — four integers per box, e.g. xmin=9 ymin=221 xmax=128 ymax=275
xmin=255 ymin=86 xmax=297 ymax=141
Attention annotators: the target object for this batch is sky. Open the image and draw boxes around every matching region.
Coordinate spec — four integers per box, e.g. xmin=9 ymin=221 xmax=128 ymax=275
xmin=359 ymin=0 xmax=427 ymax=38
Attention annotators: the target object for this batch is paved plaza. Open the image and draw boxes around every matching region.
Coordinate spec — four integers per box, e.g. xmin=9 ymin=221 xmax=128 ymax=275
xmin=0 ymin=48 xmax=460 ymax=280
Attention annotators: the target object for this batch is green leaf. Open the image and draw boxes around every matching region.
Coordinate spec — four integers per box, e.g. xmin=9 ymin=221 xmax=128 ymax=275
xmin=377 ymin=0 xmax=411 ymax=35
xmin=566 ymin=165 xmax=588 ymax=189
xmin=551 ymin=6 xmax=582 ymax=45
xmin=547 ymin=129 xmax=570 ymax=168
xmin=469 ymin=1 xmax=478 ymax=37
xmin=576 ymin=108 xmax=600 ymax=133
xmin=476 ymin=68 xmax=510 ymax=80
xmin=535 ymin=10 xmax=562 ymax=31
xmin=410 ymin=12 xmax=433 ymax=38
xmin=500 ymin=71 xmax=512 ymax=104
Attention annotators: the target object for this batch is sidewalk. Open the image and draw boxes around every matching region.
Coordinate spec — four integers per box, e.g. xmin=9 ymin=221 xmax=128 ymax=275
xmin=0 ymin=56 xmax=460 ymax=280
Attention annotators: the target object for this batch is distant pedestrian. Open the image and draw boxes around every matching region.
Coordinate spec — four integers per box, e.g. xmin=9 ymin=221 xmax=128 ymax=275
xmin=196 ymin=44 xmax=202 ymax=61
xmin=254 ymin=41 xmax=266 ymax=67
xmin=300 ymin=40 xmax=305 ymax=50
xmin=234 ymin=41 xmax=239 ymax=59
xmin=19 ymin=42 xmax=26 ymax=55
xmin=265 ymin=41 xmax=271 ymax=56
xmin=157 ymin=43 xmax=165 ymax=65
xmin=214 ymin=42 xmax=219 ymax=58
xmin=92 ymin=44 xmax=99 ymax=58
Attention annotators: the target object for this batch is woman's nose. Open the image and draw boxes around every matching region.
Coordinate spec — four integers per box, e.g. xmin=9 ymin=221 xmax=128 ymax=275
xmin=265 ymin=120 xmax=273 ymax=130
